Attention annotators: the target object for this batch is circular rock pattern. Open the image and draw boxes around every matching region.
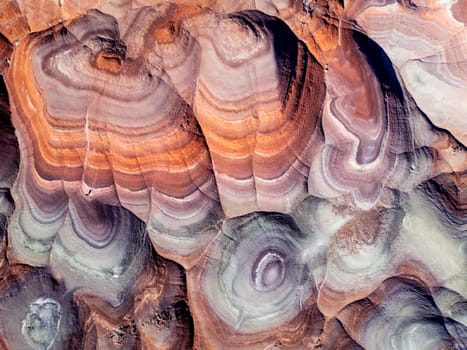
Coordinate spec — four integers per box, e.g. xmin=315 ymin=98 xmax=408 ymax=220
xmin=0 ymin=0 xmax=465 ymax=348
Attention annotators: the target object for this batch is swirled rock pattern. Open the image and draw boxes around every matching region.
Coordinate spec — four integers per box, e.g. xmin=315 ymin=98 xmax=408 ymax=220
xmin=0 ymin=0 xmax=465 ymax=349
xmin=0 ymin=268 xmax=81 ymax=349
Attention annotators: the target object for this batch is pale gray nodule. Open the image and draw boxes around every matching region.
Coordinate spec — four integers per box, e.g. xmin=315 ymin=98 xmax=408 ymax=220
xmin=21 ymin=297 xmax=61 ymax=350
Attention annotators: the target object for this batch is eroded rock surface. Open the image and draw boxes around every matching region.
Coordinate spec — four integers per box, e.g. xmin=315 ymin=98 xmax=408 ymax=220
xmin=0 ymin=0 xmax=465 ymax=349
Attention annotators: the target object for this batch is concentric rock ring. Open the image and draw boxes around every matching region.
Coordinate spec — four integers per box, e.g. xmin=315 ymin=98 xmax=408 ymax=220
xmin=194 ymin=212 xmax=315 ymax=333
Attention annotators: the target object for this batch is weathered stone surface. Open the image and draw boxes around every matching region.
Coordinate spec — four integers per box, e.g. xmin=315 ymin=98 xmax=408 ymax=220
xmin=0 ymin=0 xmax=465 ymax=348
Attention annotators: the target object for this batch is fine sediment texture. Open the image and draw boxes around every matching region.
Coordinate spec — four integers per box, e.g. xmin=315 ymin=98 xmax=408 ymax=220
xmin=0 ymin=0 xmax=465 ymax=349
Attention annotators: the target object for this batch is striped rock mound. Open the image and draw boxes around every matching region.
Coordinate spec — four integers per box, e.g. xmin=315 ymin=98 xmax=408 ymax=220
xmin=0 ymin=0 xmax=465 ymax=348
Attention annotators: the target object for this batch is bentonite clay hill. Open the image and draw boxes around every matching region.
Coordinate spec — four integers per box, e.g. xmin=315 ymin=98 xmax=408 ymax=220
xmin=0 ymin=0 xmax=465 ymax=349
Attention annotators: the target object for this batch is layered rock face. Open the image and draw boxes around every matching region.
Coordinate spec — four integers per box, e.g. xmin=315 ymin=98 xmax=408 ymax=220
xmin=0 ymin=0 xmax=465 ymax=349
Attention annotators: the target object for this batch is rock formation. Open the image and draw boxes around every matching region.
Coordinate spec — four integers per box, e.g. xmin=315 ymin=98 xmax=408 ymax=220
xmin=0 ymin=0 xmax=465 ymax=349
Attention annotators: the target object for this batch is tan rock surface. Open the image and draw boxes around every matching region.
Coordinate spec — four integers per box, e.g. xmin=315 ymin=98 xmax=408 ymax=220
xmin=0 ymin=0 xmax=465 ymax=348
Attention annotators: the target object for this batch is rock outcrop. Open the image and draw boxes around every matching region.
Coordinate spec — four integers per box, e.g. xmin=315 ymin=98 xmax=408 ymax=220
xmin=0 ymin=0 xmax=465 ymax=348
